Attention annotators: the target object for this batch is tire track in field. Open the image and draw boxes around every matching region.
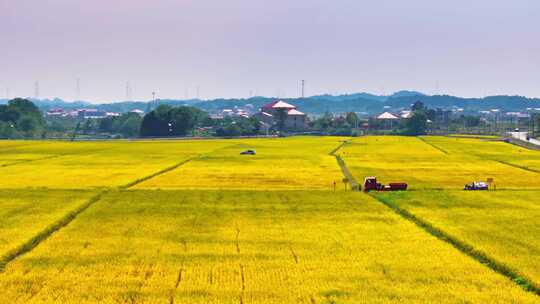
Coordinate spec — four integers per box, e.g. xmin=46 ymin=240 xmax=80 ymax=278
xmin=417 ymin=137 xmax=449 ymax=154
xmin=0 ymin=190 xmax=108 ymax=272
xmin=0 ymin=146 xmax=115 ymax=169
xmin=120 ymin=143 xmax=240 ymax=189
xmin=120 ymin=156 xmax=200 ymax=189
xmin=485 ymin=158 xmax=540 ymax=174
xmin=331 ymin=142 xmax=540 ymax=296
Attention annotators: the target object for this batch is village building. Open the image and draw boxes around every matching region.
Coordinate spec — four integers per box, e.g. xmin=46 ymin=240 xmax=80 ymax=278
xmin=253 ymin=100 xmax=308 ymax=130
xmin=375 ymin=111 xmax=400 ymax=129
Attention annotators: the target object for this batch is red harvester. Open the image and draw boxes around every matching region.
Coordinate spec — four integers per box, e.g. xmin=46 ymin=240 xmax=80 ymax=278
xmin=363 ymin=177 xmax=408 ymax=192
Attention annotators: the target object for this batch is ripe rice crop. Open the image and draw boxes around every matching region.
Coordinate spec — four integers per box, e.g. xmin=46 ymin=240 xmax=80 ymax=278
xmin=135 ymin=137 xmax=346 ymax=190
xmin=0 ymin=140 xmax=230 ymax=189
xmin=375 ymin=190 xmax=540 ymax=286
xmin=421 ymin=136 xmax=540 ymax=173
xmin=341 ymin=136 xmax=540 ymax=189
xmin=0 ymin=136 xmax=538 ymax=302
xmin=0 ymin=190 xmax=536 ymax=303
xmin=0 ymin=189 xmax=96 ymax=261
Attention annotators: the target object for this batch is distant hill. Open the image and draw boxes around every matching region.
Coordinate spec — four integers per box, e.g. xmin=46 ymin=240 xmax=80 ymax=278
xmin=3 ymin=92 xmax=539 ymax=116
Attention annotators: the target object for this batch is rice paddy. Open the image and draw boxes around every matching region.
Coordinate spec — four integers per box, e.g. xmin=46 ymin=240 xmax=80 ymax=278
xmin=0 ymin=136 xmax=538 ymax=303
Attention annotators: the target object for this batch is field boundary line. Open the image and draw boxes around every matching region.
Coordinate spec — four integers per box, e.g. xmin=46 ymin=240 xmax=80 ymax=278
xmin=328 ymin=140 xmax=348 ymax=156
xmin=330 ymin=140 xmax=359 ymax=190
xmin=120 ymin=143 xmax=239 ymax=189
xmin=0 ymin=190 xmax=108 ymax=272
xmin=488 ymin=158 xmax=540 ymax=174
xmin=1 ymin=154 xmax=66 ymax=168
xmin=370 ymin=194 xmax=540 ymax=296
xmin=120 ymin=156 xmax=199 ymax=189
xmin=0 ymin=147 xmax=116 ymax=169
xmin=417 ymin=137 xmax=449 ymax=154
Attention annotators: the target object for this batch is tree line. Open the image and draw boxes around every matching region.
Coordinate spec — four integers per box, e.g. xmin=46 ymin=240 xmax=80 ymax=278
xmin=0 ymin=98 xmax=45 ymax=138
xmin=4 ymin=98 xmax=533 ymax=139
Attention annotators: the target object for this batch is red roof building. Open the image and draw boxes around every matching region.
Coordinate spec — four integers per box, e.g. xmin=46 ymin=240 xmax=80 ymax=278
xmin=254 ymin=100 xmax=307 ymax=130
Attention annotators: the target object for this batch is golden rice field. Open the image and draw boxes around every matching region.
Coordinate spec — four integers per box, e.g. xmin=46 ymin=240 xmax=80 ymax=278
xmin=0 ymin=140 xmax=229 ymax=189
xmin=0 ymin=190 xmax=536 ymax=303
xmin=0 ymin=190 xmax=96 ymax=259
xmin=340 ymin=136 xmax=540 ymax=189
xmin=0 ymin=136 xmax=538 ymax=303
xmin=375 ymin=190 xmax=540 ymax=284
xmin=135 ymin=137 xmax=346 ymax=190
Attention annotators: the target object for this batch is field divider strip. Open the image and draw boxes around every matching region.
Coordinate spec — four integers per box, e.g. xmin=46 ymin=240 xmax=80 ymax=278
xmin=120 ymin=143 xmax=239 ymax=189
xmin=369 ymin=193 xmax=540 ymax=295
xmin=330 ymin=140 xmax=359 ymax=190
xmin=1 ymin=155 xmax=65 ymax=168
xmin=487 ymin=158 xmax=540 ymax=174
xmin=0 ymin=147 xmax=116 ymax=169
xmin=0 ymin=190 xmax=108 ymax=272
xmin=418 ymin=136 xmax=449 ymax=154
xmin=120 ymin=156 xmax=199 ymax=189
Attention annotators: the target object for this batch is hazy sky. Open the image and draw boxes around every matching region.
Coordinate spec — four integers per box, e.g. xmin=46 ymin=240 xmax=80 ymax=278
xmin=1 ymin=0 xmax=539 ymax=102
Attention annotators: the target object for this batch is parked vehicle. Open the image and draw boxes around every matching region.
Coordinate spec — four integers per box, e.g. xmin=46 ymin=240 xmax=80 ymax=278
xmin=240 ymin=149 xmax=256 ymax=155
xmin=464 ymin=181 xmax=489 ymax=190
xmin=363 ymin=177 xmax=408 ymax=192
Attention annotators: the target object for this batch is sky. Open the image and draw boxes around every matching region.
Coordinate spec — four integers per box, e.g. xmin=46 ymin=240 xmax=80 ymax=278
xmin=0 ymin=0 xmax=539 ymax=103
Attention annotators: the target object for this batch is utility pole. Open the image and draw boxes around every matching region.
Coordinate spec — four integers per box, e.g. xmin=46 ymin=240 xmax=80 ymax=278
xmin=196 ymin=86 xmax=200 ymax=99
xmin=301 ymin=80 xmax=305 ymax=98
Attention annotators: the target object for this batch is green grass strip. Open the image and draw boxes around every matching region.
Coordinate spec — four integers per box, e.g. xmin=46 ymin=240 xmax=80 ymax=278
xmin=371 ymin=193 xmax=540 ymax=296
xmin=0 ymin=190 xmax=108 ymax=272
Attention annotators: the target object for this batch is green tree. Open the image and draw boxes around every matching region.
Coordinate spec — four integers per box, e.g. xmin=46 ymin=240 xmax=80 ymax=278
xmin=99 ymin=117 xmax=114 ymax=133
xmin=0 ymin=121 xmax=17 ymax=138
xmin=345 ymin=112 xmax=359 ymax=128
xmin=0 ymin=98 xmax=44 ymax=138
xmin=116 ymin=114 xmax=142 ymax=137
xmin=404 ymin=111 xmax=428 ymax=135
xmin=140 ymin=105 xmax=208 ymax=137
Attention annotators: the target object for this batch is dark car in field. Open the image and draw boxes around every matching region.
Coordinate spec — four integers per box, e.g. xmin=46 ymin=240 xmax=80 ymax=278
xmin=240 ymin=149 xmax=256 ymax=155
